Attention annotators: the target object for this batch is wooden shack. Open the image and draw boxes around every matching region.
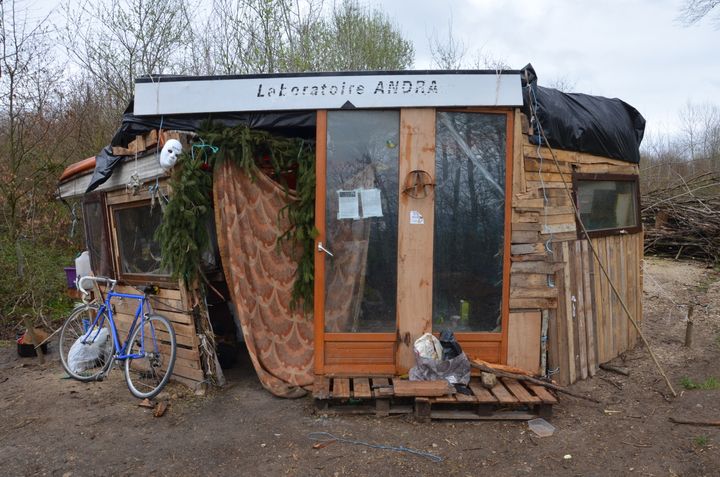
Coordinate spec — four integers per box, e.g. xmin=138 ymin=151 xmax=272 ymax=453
xmin=58 ymin=68 xmax=645 ymax=399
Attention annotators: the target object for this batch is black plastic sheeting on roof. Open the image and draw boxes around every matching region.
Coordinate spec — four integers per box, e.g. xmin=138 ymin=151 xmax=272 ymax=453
xmin=85 ymin=68 xmax=646 ymax=192
xmin=85 ymin=103 xmax=316 ymax=193
xmin=520 ymin=64 xmax=645 ymax=164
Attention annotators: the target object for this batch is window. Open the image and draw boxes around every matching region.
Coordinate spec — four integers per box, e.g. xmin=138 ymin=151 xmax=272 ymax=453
xmin=433 ymin=111 xmax=507 ymax=332
xmin=82 ymin=193 xmax=114 ymax=277
xmin=113 ymin=202 xmax=169 ymax=279
xmin=574 ymin=173 xmax=641 ymax=237
xmin=323 ymin=110 xmax=399 ymax=333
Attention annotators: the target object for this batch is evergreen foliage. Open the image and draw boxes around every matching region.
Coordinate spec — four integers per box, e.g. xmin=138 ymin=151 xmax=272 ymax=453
xmin=158 ymin=124 xmax=316 ymax=310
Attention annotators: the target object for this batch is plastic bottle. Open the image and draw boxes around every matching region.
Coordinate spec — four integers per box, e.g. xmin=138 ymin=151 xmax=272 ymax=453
xmin=75 ymin=251 xmax=92 ymax=279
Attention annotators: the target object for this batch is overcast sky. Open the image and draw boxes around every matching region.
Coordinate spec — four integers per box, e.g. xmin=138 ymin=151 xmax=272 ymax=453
xmin=27 ymin=0 xmax=719 ymax=141
xmin=379 ymin=0 xmax=720 ymax=140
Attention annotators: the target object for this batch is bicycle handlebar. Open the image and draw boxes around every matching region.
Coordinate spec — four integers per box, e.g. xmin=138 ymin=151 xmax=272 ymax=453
xmin=77 ymin=276 xmax=117 ymax=296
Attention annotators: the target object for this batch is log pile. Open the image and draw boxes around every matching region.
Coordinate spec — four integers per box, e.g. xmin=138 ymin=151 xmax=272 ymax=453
xmin=642 ymin=172 xmax=720 ymax=263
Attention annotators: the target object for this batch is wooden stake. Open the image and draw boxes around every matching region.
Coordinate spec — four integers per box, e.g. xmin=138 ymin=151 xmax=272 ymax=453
xmin=684 ymin=305 xmax=694 ymax=348
xmin=669 ymin=417 xmax=720 ymax=427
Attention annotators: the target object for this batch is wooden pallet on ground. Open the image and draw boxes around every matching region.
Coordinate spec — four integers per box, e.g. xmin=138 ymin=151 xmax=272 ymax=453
xmin=312 ymin=375 xmax=557 ymax=420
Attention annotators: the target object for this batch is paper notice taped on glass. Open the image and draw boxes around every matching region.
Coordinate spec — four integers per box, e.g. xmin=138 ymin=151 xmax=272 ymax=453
xmin=410 ymin=210 xmax=424 ymax=224
xmin=360 ymin=188 xmax=383 ymax=218
xmin=337 ymin=190 xmax=360 ymax=219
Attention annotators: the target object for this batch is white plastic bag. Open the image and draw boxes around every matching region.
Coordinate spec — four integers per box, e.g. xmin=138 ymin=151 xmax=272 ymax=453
xmin=68 ymin=327 xmax=112 ymax=374
xmin=413 ymin=333 xmax=443 ymax=361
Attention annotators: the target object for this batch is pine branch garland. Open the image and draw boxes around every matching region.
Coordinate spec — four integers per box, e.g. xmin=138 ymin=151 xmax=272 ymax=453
xmin=158 ymin=124 xmax=316 ymax=311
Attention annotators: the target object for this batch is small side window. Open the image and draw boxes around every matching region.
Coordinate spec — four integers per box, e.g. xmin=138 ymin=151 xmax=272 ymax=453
xmin=113 ymin=202 xmax=170 ymax=279
xmin=573 ymin=173 xmax=641 ymax=237
xmin=82 ymin=192 xmax=114 ymax=277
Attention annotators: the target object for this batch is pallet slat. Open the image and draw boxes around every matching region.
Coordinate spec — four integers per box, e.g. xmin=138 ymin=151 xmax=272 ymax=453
xmin=333 ymin=378 xmax=350 ymax=399
xmin=353 ymin=378 xmax=372 ymax=399
xmin=501 ymin=378 xmax=541 ymax=403
xmin=469 ymin=383 xmax=498 ymax=403
xmin=489 ymin=380 xmax=518 ymax=403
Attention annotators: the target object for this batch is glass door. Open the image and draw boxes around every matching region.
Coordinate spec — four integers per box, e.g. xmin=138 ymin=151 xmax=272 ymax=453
xmin=432 ymin=110 xmax=512 ymax=364
xmin=314 ymin=108 xmax=513 ymax=375
xmin=315 ymin=110 xmax=400 ymax=374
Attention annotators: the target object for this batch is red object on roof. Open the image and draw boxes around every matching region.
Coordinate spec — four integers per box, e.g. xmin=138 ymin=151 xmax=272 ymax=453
xmin=59 ymin=157 xmax=96 ymax=182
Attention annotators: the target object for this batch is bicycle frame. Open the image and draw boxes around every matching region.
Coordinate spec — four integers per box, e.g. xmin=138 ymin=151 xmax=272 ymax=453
xmin=81 ymin=290 xmax=157 ymax=360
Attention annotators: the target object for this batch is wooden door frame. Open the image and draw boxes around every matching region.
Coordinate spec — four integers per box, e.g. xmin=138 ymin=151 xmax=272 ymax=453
xmin=314 ymin=107 xmax=515 ymax=375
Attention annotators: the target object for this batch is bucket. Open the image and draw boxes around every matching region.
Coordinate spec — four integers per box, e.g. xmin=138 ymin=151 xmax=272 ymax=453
xmin=64 ymin=266 xmax=77 ymax=289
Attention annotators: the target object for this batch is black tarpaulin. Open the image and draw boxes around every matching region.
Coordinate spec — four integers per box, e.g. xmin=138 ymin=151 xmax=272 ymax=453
xmin=85 ymin=103 xmax=316 ymax=193
xmin=521 ymin=64 xmax=645 ymax=164
xmin=85 ymin=145 xmax=125 ymax=194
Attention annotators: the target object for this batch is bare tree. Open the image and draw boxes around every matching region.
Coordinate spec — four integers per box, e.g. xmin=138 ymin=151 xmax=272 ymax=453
xmin=62 ymin=0 xmax=193 ymax=109
xmin=190 ymin=0 xmax=413 ymax=75
xmin=429 ymin=15 xmax=510 ymax=71
xmin=0 ymin=0 xmax=83 ymax=324
xmin=545 ymin=75 xmax=577 ymax=93
xmin=1 ymin=0 xmax=64 ymax=242
xmin=678 ymin=0 xmax=720 ymax=27
xmin=428 ymin=15 xmax=466 ymax=70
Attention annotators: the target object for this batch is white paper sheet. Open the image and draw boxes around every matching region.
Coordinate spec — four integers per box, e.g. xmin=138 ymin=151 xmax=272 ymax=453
xmin=410 ymin=210 xmax=424 ymax=224
xmin=360 ymin=188 xmax=383 ymax=218
xmin=337 ymin=190 xmax=360 ymax=219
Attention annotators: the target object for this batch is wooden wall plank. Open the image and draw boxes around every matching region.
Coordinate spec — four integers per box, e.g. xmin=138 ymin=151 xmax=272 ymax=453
xmin=581 ymin=240 xmax=598 ymax=376
xmin=591 ymin=237 xmax=606 ymax=363
xmin=561 ymin=242 xmax=576 ymax=384
xmin=552 ymin=243 xmax=569 ymax=385
xmin=512 ymin=109 xmax=526 ymax=195
xmin=546 ymin=309 xmax=560 ymax=382
xmin=396 ymin=108 xmax=436 ymax=373
xmin=573 ymin=241 xmax=588 ymax=380
xmin=507 ymin=311 xmax=541 ymax=374
xmin=618 ymin=235 xmax=629 ymax=353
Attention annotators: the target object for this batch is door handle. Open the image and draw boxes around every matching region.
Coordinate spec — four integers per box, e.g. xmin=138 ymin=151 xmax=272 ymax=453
xmin=317 ymin=241 xmax=334 ymax=257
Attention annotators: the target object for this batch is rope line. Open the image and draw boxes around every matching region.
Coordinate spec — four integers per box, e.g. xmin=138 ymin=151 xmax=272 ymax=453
xmin=307 ymin=432 xmax=443 ymax=463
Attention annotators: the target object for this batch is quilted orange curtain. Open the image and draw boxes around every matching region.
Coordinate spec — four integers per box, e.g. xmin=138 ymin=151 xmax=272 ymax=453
xmin=213 ymin=160 xmax=314 ymax=398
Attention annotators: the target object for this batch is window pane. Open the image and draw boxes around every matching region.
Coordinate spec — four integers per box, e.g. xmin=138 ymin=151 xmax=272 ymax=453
xmin=324 ymin=110 xmax=399 ymax=333
xmin=83 ymin=199 xmax=113 ymax=277
xmin=433 ymin=112 xmax=506 ymax=332
xmin=577 ymin=180 xmax=638 ymax=231
xmin=114 ymin=205 xmax=169 ymax=276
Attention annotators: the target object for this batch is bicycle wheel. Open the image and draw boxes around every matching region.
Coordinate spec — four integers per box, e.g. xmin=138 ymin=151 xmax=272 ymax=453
xmin=59 ymin=304 xmax=115 ymax=381
xmin=124 ymin=314 xmax=176 ymax=399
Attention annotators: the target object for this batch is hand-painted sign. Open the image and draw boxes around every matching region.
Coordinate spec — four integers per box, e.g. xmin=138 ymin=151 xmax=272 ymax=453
xmin=134 ymin=71 xmax=523 ymax=115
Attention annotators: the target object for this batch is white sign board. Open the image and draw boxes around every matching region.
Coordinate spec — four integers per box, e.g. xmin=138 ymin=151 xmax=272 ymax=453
xmin=134 ymin=72 xmax=523 ymax=116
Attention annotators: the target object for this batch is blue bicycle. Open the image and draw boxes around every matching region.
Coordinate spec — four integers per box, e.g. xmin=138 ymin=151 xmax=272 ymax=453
xmin=58 ymin=276 xmax=177 ymax=399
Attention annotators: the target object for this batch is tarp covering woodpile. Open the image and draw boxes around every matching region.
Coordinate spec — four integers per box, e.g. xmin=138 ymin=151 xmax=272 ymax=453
xmin=213 ymin=160 xmax=314 ymax=397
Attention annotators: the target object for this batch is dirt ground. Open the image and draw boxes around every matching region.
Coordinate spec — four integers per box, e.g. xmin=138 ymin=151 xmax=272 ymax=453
xmin=1 ymin=257 xmax=719 ymax=477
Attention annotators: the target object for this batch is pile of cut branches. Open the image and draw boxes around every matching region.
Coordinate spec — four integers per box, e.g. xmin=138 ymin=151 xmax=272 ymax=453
xmin=642 ymin=172 xmax=720 ymax=263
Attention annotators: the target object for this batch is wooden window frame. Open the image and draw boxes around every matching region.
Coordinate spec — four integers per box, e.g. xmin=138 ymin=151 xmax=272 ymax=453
xmin=572 ymin=172 xmax=642 ymax=239
xmin=109 ymin=199 xmax=176 ymax=287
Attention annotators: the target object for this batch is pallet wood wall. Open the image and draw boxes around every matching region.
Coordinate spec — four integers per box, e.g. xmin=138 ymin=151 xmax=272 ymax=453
xmin=507 ymin=111 xmax=643 ymax=385
xmin=111 ymin=284 xmax=205 ymax=389
xmin=102 ymin=178 xmax=206 ymax=391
